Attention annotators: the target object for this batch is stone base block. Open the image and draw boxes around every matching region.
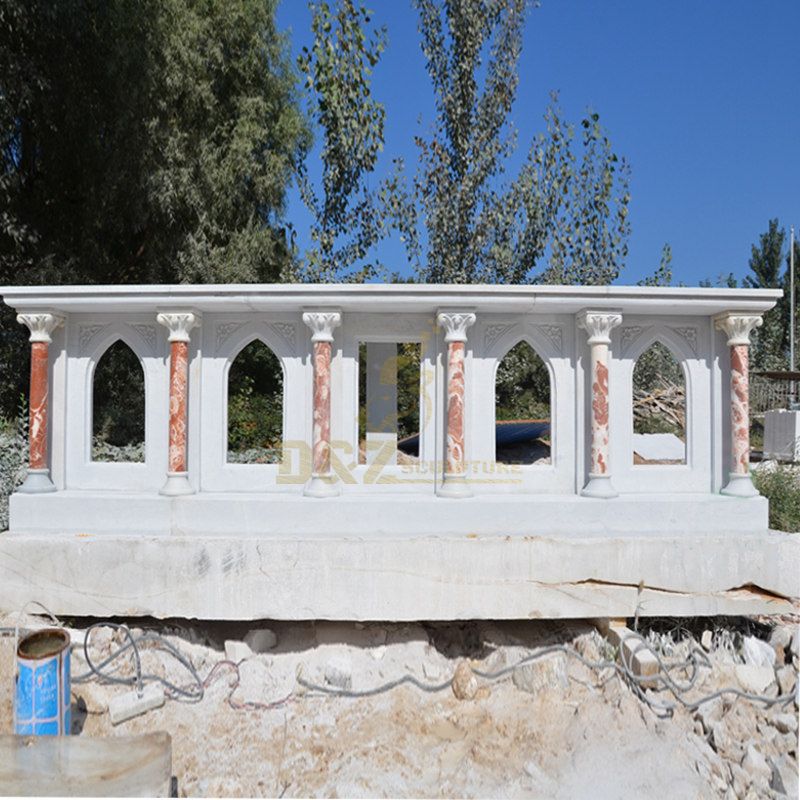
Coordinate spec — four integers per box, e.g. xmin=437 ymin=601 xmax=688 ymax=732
xmin=9 ymin=491 xmax=771 ymax=537
xmin=0 ymin=527 xmax=796 ymax=621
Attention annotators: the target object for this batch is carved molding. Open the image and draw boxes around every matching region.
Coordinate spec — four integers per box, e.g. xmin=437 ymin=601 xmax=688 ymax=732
xmin=128 ymin=323 xmax=157 ymax=351
xmin=484 ymin=323 xmax=516 ymax=350
xmin=437 ymin=311 xmax=476 ymax=343
xmin=79 ymin=323 xmax=107 ymax=352
xmin=302 ymin=310 xmax=342 ymax=343
xmin=619 ymin=326 xmax=643 ymax=354
xmin=535 ymin=324 xmax=563 ymax=354
xmin=270 ymin=322 xmax=296 ymax=349
xmin=17 ymin=313 xmax=64 ymax=344
xmin=714 ymin=313 xmax=762 ymax=346
xmin=216 ymin=322 xmax=243 ymax=350
xmin=156 ymin=312 xmax=201 ymax=343
xmin=672 ymin=326 xmax=698 ymax=354
xmin=577 ymin=311 xmax=623 ymax=346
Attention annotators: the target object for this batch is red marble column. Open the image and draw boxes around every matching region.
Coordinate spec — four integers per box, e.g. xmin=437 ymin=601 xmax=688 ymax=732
xmin=29 ymin=341 xmax=50 ymax=471
xmin=589 ymin=345 xmax=610 ymax=477
xmin=157 ymin=312 xmax=199 ymax=496
xmin=16 ymin=313 xmax=63 ymax=493
xmin=445 ymin=340 xmax=466 ymax=476
xmin=730 ymin=344 xmax=750 ymax=476
xmin=578 ymin=311 xmax=622 ymax=499
xmin=168 ymin=340 xmax=189 ymax=474
xmin=312 ymin=340 xmax=332 ymax=477
xmin=436 ymin=311 xmax=475 ymax=498
xmin=714 ymin=313 xmax=762 ymax=496
xmin=302 ymin=311 xmax=342 ymax=497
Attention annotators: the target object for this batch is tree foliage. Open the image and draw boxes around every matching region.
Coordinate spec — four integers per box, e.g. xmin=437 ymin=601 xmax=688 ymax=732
xmin=744 ymin=219 xmax=797 ymax=371
xmin=0 ymin=0 xmax=308 ymax=286
xmin=296 ymin=0 xmax=392 ymax=281
xmin=495 ymin=341 xmax=550 ymax=421
xmin=389 ymin=0 xmax=630 ymax=285
xmin=0 ymin=0 xmax=308 ymax=417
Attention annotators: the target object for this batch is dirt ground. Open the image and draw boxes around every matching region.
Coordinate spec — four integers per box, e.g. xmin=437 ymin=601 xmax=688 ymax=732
xmin=1 ymin=616 xmax=797 ymax=799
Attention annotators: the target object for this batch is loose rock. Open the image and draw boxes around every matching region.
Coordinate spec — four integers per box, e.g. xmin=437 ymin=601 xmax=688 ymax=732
xmin=694 ymin=697 xmax=724 ymax=735
xmin=324 ymin=655 xmax=352 ymax=690
xmin=224 ymin=640 xmax=253 ymax=662
xmin=451 ymin=660 xmax=478 ymax=700
xmin=742 ymin=636 xmax=776 ymax=668
xmin=244 ymin=628 xmax=277 ymax=653
xmin=769 ymin=627 xmax=792 ymax=666
xmin=512 ymin=654 xmax=568 ymax=695
xmin=235 ymin=659 xmax=273 ymax=705
xmin=701 ymin=630 xmax=713 ymax=651
xmin=741 ymin=743 xmax=771 ymax=785
xmin=770 ymin=754 xmax=799 ymax=797
xmin=776 ymin=665 xmax=797 ymax=696
xmin=734 ymin=665 xmax=776 ymax=695
xmin=770 ymin=713 xmax=798 ymax=735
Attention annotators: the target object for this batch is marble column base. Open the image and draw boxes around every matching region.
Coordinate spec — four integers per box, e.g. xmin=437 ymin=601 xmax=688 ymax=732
xmin=16 ymin=468 xmax=57 ymax=494
xmin=304 ymin=473 xmax=341 ymax=498
xmin=581 ymin=474 xmax=618 ymax=499
xmin=721 ymin=472 xmax=759 ymax=498
xmin=159 ymin=471 xmax=194 ymax=497
xmin=436 ymin=474 xmax=473 ymax=498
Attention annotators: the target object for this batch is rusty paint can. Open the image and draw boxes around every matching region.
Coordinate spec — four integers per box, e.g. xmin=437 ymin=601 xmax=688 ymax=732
xmin=15 ymin=628 xmax=71 ymax=736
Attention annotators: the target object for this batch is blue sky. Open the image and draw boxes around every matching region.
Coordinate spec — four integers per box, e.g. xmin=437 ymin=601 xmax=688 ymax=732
xmin=277 ymin=1 xmax=800 ymax=286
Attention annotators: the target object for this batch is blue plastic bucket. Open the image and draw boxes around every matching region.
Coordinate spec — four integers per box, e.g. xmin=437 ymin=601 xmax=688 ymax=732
xmin=15 ymin=628 xmax=71 ymax=736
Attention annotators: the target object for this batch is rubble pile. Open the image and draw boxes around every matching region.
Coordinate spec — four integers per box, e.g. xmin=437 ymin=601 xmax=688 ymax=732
xmin=0 ymin=615 xmax=796 ymax=797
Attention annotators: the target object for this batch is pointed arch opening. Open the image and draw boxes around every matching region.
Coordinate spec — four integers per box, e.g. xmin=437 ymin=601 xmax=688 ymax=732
xmin=92 ymin=339 xmax=145 ymax=462
xmin=632 ymin=341 xmax=686 ymax=465
xmin=494 ymin=340 xmax=551 ymax=465
xmin=227 ymin=339 xmax=284 ymax=464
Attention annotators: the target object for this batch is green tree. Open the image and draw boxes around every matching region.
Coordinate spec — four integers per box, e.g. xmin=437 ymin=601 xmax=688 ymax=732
xmin=0 ymin=0 xmax=309 ymax=417
xmin=389 ymin=0 xmax=630 ymax=285
xmin=296 ymin=0 xmax=393 ymax=282
xmin=634 ymin=244 xmax=682 ymax=391
xmin=639 ymin=243 xmax=673 ymax=288
xmin=745 ymin=219 xmax=792 ymax=371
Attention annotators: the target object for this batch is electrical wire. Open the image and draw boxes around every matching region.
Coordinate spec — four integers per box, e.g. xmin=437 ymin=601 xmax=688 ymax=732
xmin=72 ymin=622 xmax=204 ymax=702
xmin=297 ymin=630 xmax=797 ymax=719
xmin=8 ymin=610 xmax=796 ymax=721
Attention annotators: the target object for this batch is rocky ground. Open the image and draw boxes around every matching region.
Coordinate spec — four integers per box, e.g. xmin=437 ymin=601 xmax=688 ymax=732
xmin=1 ymin=615 xmax=797 ymax=799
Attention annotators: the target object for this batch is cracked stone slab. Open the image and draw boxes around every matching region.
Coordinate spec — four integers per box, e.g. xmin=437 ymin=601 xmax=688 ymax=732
xmin=0 ymin=530 xmax=796 ymax=620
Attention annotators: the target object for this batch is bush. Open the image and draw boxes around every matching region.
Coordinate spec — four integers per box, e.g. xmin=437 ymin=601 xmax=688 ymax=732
xmin=0 ymin=408 xmax=28 ymax=531
xmin=753 ymin=464 xmax=800 ymax=532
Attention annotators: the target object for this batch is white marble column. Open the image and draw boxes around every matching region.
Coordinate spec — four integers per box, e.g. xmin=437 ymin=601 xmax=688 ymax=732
xmin=16 ymin=313 xmax=64 ymax=493
xmin=156 ymin=312 xmax=200 ymax=496
xmin=436 ymin=311 xmax=476 ymax=498
xmin=302 ymin=310 xmax=342 ymax=498
xmin=578 ymin=310 xmax=622 ymax=499
xmin=714 ymin=312 xmax=763 ymax=497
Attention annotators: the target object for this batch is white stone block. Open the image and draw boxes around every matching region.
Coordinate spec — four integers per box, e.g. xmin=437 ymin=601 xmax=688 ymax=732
xmin=224 ymin=640 xmax=252 ymax=662
xmin=244 ymin=628 xmax=277 ymax=653
xmin=764 ymin=409 xmax=800 ymax=461
xmin=632 ymin=433 xmax=685 ymax=462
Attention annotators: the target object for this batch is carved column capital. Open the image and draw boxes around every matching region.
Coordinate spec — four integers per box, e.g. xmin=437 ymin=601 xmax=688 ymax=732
xmin=577 ymin=311 xmax=623 ymax=346
xmin=302 ymin=310 xmax=342 ymax=342
xmin=714 ymin=312 xmax=763 ymax=346
xmin=17 ymin=313 xmax=64 ymax=343
xmin=437 ymin=311 xmax=476 ymax=343
xmin=156 ymin=312 xmax=201 ymax=343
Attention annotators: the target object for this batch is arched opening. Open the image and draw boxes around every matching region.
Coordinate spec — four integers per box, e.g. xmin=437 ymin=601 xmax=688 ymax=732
xmin=227 ymin=340 xmax=283 ymax=464
xmin=92 ymin=340 xmax=145 ymax=462
xmin=632 ymin=341 xmax=686 ymax=465
xmin=494 ymin=341 xmax=551 ymax=465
